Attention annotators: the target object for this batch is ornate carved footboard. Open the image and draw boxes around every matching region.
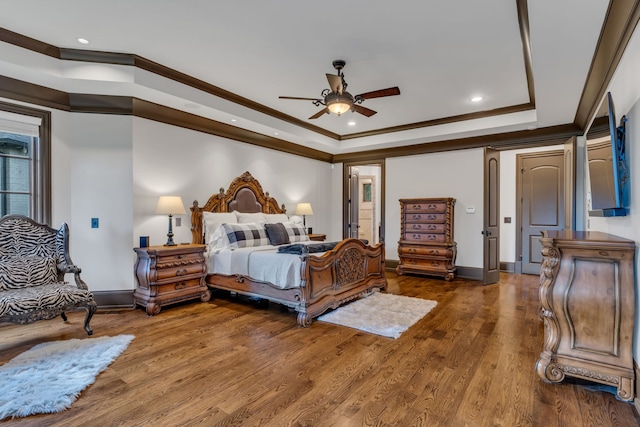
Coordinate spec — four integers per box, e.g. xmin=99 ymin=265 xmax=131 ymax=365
xmin=192 ymin=171 xmax=387 ymax=327
xmin=206 ymin=239 xmax=387 ymax=327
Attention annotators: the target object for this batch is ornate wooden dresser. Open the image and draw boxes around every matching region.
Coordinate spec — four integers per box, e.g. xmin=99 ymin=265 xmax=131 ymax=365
xmin=537 ymin=230 xmax=636 ymax=401
xmin=133 ymin=244 xmax=210 ymax=315
xmin=396 ymin=198 xmax=456 ymax=281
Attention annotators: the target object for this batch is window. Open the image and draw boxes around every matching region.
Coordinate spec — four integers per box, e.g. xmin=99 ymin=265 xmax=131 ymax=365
xmin=0 ymin=102 xmax=51 ymax=224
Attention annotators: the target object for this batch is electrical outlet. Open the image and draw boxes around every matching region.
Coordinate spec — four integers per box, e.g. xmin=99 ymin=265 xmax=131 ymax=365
xmin=175 ymin=217 xmax=182 ymax=227
xmin=91 ymin=218 xmax=99 ymax=228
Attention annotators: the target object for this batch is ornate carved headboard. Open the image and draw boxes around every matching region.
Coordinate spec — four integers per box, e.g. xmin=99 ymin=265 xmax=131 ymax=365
xmin=190 ymin=171 xmax=286 ymax=244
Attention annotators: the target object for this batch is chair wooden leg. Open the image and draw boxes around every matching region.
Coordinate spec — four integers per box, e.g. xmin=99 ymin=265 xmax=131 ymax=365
xmin=84 ymin=301 xmax=97 ymax=335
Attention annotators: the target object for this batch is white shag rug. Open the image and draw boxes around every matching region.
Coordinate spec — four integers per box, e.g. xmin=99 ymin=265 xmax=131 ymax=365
xmin=318 ymin=292 xmax=437 ymax=338
xmin=0 ymin=334 xmax=134 ymax=420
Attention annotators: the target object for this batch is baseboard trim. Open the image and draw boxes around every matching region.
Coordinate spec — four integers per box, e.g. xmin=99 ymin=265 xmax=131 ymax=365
xmin=93 ymin=290 xmax=134 ymax=309
xmin=500 ymin=262 xmax=515 ymax=273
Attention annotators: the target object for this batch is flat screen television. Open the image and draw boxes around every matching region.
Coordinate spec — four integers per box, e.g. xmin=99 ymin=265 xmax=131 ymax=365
xmin=587 ymin=92 xmax=630 ymax=217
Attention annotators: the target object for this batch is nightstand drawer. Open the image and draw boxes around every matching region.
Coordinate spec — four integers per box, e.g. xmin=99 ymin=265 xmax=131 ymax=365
xmin=157 ymin=278 xmax=204 ymax=294
xmin=156 ymin=262 xmax=206 ymax=280
xmin=156 ymin=252 xmax=203 ymax=268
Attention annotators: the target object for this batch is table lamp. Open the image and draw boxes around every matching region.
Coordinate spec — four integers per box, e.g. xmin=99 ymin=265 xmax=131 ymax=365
xmin=156 ymin=196 xmax=186 ymax=246
xmin=294 ymin=202 xmax=313 ymax=232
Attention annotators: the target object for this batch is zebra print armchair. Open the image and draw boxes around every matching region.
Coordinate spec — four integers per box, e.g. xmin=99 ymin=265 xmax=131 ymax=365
xmin=0 ymin=215 xmax=97 ymax=335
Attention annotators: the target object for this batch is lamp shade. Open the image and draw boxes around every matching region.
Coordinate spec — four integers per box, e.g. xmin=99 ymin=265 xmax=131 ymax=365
xmin=294 ymin=202 xmax=313 ymax=216
xmin=156 ymin=196 xmax=186 ymax=215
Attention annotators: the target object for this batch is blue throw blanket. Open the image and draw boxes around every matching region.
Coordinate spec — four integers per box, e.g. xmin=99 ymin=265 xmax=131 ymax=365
xmin=277 ymin=242 xmax=339 ymax=255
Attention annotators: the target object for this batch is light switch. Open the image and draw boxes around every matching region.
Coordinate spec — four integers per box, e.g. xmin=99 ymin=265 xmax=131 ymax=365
xmin=465 ymin=206 xmax=476 ymax=214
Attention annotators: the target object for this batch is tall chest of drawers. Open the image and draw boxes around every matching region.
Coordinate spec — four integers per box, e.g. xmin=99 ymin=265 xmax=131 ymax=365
xmin=133 ymin=244 xmax=211 ymax=315
xmin=396 ymin=198 xmax=456 ymax=281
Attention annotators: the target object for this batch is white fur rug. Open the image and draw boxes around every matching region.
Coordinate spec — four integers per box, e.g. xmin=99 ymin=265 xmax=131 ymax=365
xmin=0 ymin=334 xmax=134 ymax=420
xmin=318 ymin=292 xmax=437 ymax=338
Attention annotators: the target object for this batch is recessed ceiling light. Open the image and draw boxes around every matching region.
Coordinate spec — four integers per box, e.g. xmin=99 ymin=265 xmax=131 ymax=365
xmin=348 ymin=121 xmax=356 ymax=126
xmin=471 ymin=96 xmax=483 ymax=103
xmin=274 ymin=132 xmax=279 ymax=136
xmin=77 ymin=38 xmax=90 ymax=45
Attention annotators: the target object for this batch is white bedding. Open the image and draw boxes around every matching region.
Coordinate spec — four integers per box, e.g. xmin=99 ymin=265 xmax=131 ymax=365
xmin=206 ymin=242 xmax=321 ymax=289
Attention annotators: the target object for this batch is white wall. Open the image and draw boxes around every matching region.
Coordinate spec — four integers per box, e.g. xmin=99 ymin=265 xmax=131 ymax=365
xmin=583 ymin=23 xmax=640 ymax=364
xmin=132 ymin=117 xmax=337 ymax=279
xmin=386 ymin=149 xmax=485 ymax=269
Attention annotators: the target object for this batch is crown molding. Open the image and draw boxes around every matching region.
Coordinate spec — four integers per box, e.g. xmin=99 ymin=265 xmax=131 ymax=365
xmin=573 ymin=0 xmax=640 ymax=130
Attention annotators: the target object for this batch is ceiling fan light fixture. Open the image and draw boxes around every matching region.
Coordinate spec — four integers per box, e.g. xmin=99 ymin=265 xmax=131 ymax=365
xmin=325 ymin=92 xmax=354 ymax=115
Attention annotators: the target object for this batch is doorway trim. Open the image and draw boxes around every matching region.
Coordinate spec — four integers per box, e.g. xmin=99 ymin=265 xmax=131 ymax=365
xmin=342 ymin=160 xmax=385 ymax=242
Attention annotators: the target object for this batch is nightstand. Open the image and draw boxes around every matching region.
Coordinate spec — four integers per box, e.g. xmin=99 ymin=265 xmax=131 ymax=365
xmin=308 ymin=233 xmax=326 ymax=242
xmin=133 ymin=244 xmax=210 ymax=315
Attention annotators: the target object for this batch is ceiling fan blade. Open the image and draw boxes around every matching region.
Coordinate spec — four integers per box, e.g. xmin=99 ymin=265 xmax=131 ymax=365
xmin=355 ymin=86 xmax=401 ymax=100
xmin=326 ymin=74 xmax=343 ymax=94
xmin=279 ymin=96 xmax=323 ymax=101
xmin=309 ymin=107 xmax=329 ymax=119
xmin=353 ymin=104 xmax=377 ymax=117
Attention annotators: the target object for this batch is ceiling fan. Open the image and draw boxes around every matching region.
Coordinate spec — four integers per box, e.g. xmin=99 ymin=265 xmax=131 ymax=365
xmin=279 ymin=60 xmax=400 ymax=120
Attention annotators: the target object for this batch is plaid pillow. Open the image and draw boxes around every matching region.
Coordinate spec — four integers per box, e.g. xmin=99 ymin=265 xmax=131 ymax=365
xmin=221 ymin=222 xmax=270 ymax=248
xmin=282 ymin=222 xmax=309 ymax=242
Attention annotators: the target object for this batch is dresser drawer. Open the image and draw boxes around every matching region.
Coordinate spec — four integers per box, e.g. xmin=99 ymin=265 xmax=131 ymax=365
xmin=405 ymin=212 xmax=446 ymax=223
xmin=399 ymin=246 xmax=454 ymax=258
xmin=400 ymin=257 xmax=450 ymax=270
xmin=156 ymin=278 xmax=204 ymax=294
xmin=405 ymin=202 xmax=447 ymax=213
xmin=403 ymin=233 xmax=446 ymax=243
xmin=404 ymin=223 xmax=446 ymax=233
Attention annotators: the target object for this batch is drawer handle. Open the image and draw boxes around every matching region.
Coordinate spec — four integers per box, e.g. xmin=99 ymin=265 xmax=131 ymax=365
xmin=412 ymin=224 xmax=422 ymax=229
xmin=427 ymin=214 xmax=436 ymax=220
xmin=412 ymin=234 xmax=422 ymax=239
xmin=177 ymin=255 xmax=184 ymax=259
xmin=431 ymin=261 xmax=440 ymax=267
xmin=427 ymin=235 xmax=436 ymax=241
xmin=408 ymin=259 xmax=417 ymax=265
xmin=427 ymin=204 xmax=437 ymax=210
xmin=176 ymin=269 xmax=188 ymax=276
xmin=429 ymin=249 xmax=440 ymax=255
xmin=412 ymin=204 xmax=421 ymax=209
xmin=408 ymin=248 xmax=416 ymax=254
xmin=427 ymin=224 xmax=436 ymax=230
xmin=175 ymin=282 xmax=186 ymax=290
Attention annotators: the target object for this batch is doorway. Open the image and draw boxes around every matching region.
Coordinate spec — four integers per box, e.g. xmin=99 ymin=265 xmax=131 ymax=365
xmin=515 ymin=148 xmax=569 ymax=274
xmin=343 ymin=161 xmax=384 ymax=244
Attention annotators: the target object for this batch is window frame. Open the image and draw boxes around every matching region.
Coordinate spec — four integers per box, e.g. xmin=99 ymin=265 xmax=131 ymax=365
xmin=0 ymin=101 xmax=51 ymax=224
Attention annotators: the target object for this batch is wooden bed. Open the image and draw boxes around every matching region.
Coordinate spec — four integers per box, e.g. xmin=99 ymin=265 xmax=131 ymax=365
xmin=190 ymin=171 xmax=387 ymax=326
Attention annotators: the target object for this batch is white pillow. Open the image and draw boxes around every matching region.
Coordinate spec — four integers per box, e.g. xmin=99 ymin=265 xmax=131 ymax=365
xmin=203 ymin=212 xmax=237 ymax=245
xmin=234 ymin=211 xmax=266 ymax=224
xmin=288 ymin=215 xmax=304 ymax=225
xmin=208 ymin=223 xmax=231 ymax=250
xmin=264 ymin=213 xmax=289 ymax=224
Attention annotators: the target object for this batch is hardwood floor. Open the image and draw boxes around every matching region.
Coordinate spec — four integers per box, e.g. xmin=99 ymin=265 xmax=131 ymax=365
xmin=1 ymin=272 xmax=639 ymax=426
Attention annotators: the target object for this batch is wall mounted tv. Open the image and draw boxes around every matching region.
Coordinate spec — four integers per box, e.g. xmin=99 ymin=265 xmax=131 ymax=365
xmin=587 ymin=92 xmax=630 ymax=217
